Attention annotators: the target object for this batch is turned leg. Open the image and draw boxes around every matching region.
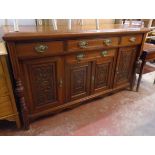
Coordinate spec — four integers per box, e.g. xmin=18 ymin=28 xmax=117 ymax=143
xmin=15 ymin=115 xmax=21 ymax=129
xmin=136 ymin=59 xmax=146 ymax=92
xmin=15 ymin=79 xmax=30 ymax=130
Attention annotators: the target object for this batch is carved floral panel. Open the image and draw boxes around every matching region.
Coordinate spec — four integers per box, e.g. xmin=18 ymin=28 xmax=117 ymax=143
xmin=95 ymin=63 xmax=110 ymax=89
xmin=30 ymin=63 xmax=57 ymax=106
xmin=71 ymin=66 xmax=87 ymax=96
xmin=116 ymin=47 xmax=136 ymax=83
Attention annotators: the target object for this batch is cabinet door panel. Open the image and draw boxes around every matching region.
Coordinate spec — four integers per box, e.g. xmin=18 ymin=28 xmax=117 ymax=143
xmin=65 ymin=61 xmax=91 ymax=102
xmin=20 ymin=57 xmax=63 ymax=113
xmin=93 ymin=59 xmax=113 ymax=92
xmin=114 ymin=46 xmax=137 ymax=87
xmin=91 ymin=50 xmax=117 ymax=94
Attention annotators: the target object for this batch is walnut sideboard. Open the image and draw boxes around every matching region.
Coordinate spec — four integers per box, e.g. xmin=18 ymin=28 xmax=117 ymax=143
xmin=2 ymin=25 xmax=149 ymax=129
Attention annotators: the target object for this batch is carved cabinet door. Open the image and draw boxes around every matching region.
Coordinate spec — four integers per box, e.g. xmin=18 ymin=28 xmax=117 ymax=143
xmin=20 ymin=57 xmax=64 ymax=114
xmin=113 ymin=46 xmax=137 ymax=87
xmin=65 ymin=59 xmax=92 ymax=102
xmin=91 ymin=50 xmax=117 ymax=94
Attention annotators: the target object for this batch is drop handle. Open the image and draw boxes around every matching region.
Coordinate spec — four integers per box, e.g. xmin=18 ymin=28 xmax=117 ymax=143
xmin=78 ymin=40 xmax=88 ymax=49
xmin=76 ymin=53 xmax=85 ymax=61
xmin=101 ymin=51 xmax=108 ymax=57
xmin=35 ymin=44 xmax=48 ymax=53
xmin=103 ymin=39 xmax=112 ymax=46
xmin=129 ymin=37 xmax=136 ymax=43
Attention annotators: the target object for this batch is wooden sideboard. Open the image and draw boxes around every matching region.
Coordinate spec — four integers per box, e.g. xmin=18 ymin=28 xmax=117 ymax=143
xmin=2 ymin=25 xmax=149 ymax=129
xmin=0 ymin=42 xmax=20 ymax=128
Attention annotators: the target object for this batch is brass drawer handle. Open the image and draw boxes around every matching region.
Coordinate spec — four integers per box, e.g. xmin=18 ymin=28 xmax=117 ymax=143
xmin=103 ymin=39 xmax=112 ymax=46
xmin=76 ymin=53 xmax=85 ymax=61
xmin=35 ymin=45 xmax=48 ymax=53
xmin=78 ymin=41 xmax=88 ymax=49
xmin=129 ymin=37 xmax=136 ymax=43
xmin=101 ymin=51 xmax=108 ymax=57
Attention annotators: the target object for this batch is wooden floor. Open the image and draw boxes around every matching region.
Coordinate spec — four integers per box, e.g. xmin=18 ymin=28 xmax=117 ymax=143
xmin=0 ymin=70 xmax=155 ymax=136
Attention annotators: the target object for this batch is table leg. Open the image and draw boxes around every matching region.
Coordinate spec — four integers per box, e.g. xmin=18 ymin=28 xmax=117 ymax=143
xmin=136 ymin=59 xmax=146 ymax=92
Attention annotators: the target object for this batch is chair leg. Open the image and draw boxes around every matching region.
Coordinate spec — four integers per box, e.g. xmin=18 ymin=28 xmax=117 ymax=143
xmin=136 ymin=60 xmax=146 ymax=92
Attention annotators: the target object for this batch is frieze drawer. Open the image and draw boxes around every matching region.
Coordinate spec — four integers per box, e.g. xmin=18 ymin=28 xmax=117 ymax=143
xmin=67 ymin=37 xmax=120 ymax=52
xmin=65 ymin=49 xmax=117 ymax=63
xmin=15 ymin=41 xmax=64 ymax=58
xmin=121 ymin=35 xmax=143 ymax=46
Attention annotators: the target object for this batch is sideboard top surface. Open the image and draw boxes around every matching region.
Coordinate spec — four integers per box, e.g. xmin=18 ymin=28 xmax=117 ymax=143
xmin=2 ymin=24 xmax=150 ymax=41
xmin=1 ymin=24 xmax=149 ymax=41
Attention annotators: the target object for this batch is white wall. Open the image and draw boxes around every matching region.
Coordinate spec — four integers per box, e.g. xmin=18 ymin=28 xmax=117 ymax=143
xmin=0 ymin=19 xmax=36 ymax=26
xmin=0 ymin=19 xmax=115 ymax=26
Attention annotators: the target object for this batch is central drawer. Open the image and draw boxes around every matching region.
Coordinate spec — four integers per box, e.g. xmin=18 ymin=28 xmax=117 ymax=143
xmin=16 ymin=41 xmax=64 ymax=58
xmin=65 ymin=49 xmax=117 ymax=63
xmin=67 ymin=37 xmax=120 ymax=52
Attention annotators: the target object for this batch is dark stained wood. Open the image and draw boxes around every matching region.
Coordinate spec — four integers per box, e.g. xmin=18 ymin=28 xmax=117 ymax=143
xmin=2 ymin=25 xmax=149 ymax=129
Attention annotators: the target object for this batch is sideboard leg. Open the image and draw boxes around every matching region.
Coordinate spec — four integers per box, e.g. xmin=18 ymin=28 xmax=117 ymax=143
xmin=15 ymin=79 xmax=30 ymax=130
xmin=15 ymin=115 xmax=21 ymax=129
xmin=130 ymin=59 xmax=140 ymax=91
xmin=136 ymin=59 xmax=146 ymax=92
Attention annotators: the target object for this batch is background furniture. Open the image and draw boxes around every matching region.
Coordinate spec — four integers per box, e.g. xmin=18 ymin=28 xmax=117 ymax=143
xmin=0 ymin=42 xmax=20 ymax=128
xmin=3 ymin=25 xmax=148 ymax=129
xmin=143 ymin=20 xmax=155 ymax=44
xmin=136 ymin=43 xmax=155 ymax=91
